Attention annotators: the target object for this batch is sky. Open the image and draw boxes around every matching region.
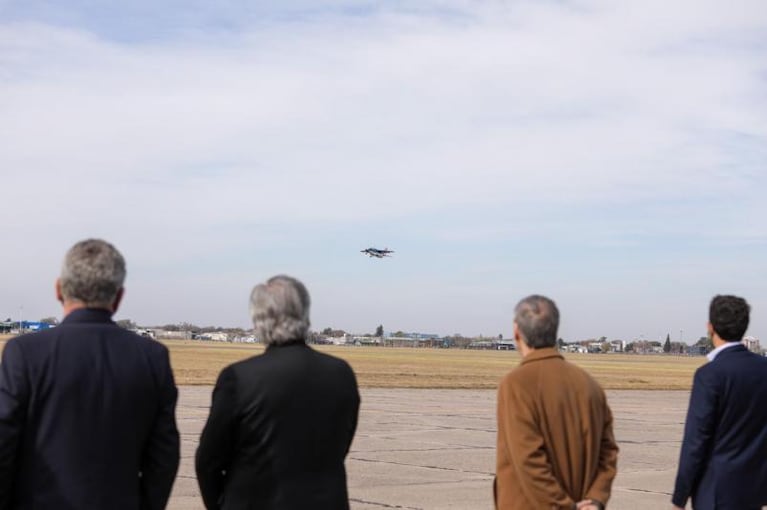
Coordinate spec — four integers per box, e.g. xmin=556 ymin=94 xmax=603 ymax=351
xmin=1 ymin=0 xmax=766 ymax=342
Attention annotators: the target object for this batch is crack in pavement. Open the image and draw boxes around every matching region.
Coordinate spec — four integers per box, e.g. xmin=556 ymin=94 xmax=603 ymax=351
xmin=349 ymin=456 xmax=494 ymax=476
xmin=619 ymin=440 xmax=679 ymax=445
xmin=620 ymin=487 xmax=672 ymax=496
xmin=349 ymin=498 xmax=423 ymax=509
xmin=362 ymin=425 xmax=496 ymax=434
xmin=356 ymin=446 xmax=492 ymax=453
xmin=353 ymin=479 xmax=488 ymax=489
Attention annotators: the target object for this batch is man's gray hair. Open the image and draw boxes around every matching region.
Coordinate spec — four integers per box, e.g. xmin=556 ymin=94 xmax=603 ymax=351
xmin=514 ymin=295 xmax=559 ymax=349
xmin=60 ymin=239 xmax=126 ymax=308
xmin=250 ymin=275 xmax=311 ymax=345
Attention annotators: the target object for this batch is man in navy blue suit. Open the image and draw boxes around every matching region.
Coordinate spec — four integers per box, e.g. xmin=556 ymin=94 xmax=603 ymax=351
xmin=0 ymin=239 xmax=180 ymax=509
xmin=672 ymin=295 xmax=767 ymax=510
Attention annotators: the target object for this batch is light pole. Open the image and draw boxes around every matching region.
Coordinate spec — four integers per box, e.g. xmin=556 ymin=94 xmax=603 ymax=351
xmin=18 ymin=305 xmax=23 ymax=334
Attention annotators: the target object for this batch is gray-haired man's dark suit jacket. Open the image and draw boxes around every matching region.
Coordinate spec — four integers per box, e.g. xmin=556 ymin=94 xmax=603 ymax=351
xmin=196 ymin=341 xmax=360 ymax=510
xmin=0 ymin=308 xmax=180 ymax=510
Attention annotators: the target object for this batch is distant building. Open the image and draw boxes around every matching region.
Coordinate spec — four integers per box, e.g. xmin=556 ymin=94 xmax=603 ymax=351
xmin=232 ymin=335 xmax=257 ymax=343
xmin=156 ymin=329 xmax=193 ymax=340
xmin=21 ymin=321 xmax=54 ymax=332
xmin=743 ymin=336 xmax=761 ymax=353
xmin=382 ymin=333 xmax=442 ymax=348
xmin=495 ymin=339 xmax=516 ymax=350
xmin=352 ymin=336 xmax=382 ymax=346
xmin=467 ymin=340 xmax=495 ymax=350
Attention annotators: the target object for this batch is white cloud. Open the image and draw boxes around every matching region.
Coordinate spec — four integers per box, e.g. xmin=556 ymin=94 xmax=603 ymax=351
xmin=1 ymin=1 xmax=766 ymax=335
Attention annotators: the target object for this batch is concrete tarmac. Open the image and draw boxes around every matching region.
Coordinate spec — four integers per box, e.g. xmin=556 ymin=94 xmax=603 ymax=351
xmin=170 ymin=387 xmax=691 ymax=509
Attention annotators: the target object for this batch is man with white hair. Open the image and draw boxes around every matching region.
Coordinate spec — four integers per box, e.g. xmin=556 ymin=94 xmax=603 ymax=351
xmin=0 ymin=239 xmax=180 ymax=509
xmin=196 ymin=275 xmax=360 ymax=510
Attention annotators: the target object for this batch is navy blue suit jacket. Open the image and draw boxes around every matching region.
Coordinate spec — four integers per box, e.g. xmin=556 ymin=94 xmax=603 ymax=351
xmin=672 ymin=344 xmax=767 ymax=509
xmin=0 ymin=308 xmax=180 ymax=510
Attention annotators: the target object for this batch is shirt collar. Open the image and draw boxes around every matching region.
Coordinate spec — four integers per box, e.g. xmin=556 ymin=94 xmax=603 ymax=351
xmin=707 ymin=341 xmax=741 ymax=362
xmin=61 ymin=308 xmax=114 ymax=325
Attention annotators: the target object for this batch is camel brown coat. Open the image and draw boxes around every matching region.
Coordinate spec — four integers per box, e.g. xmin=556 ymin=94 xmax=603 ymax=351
xmin=495 ymin=347 xmax=618 ymax=510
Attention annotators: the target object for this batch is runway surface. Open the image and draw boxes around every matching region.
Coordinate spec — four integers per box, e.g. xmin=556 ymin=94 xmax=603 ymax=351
xmin=170 ymin=387 xmax=690 ymax=509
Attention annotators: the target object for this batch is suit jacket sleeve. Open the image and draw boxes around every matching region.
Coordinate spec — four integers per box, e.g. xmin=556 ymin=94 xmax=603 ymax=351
xmin=585 ymin=396 xmax=618 ymax=504
xmin=196 ymin=367 xmax=238 ymax=510
xmin=140 ymin=345 xmax=181 ymax=510
xmin=672 ymin=368 xmax=717 ymax=507
xmin=0 ymin=339 xmax=29 ymax=508
xmin=498 ymin=380 xmax=574 ymax=508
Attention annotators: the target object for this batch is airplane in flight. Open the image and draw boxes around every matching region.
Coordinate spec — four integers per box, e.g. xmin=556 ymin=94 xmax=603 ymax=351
xmin=361 ymin=247 xmax=394 ymax=258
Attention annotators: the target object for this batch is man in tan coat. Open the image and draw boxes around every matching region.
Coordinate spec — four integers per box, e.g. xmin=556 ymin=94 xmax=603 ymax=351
xmin=495 ymin=295 xmax=618 ymax=510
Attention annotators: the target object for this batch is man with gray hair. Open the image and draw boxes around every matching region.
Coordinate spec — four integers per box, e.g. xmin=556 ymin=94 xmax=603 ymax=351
xmin=0 ymin=239 xmax=180 ymax=509
xmin=196 ymin=275 xmax=360 ymax=510
xmin=495 ymin=295 xmax=618 ymax=510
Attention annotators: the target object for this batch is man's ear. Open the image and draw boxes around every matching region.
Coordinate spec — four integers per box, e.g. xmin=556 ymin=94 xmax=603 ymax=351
xmin=513 ymin=322 xmax=520 ymax=341
xmin=706 ymin=322 xmax=714 ymax=339
xmin=111 ymin=288 xmax=124 ymax=314
xmin=55 ymin=279 xmax=64 ymax=304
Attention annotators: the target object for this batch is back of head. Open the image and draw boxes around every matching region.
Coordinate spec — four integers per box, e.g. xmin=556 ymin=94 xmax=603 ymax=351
xmin=60 ymin=239 xmax=126 ymax=309
xmin=514 ymin=295 xmax=559 ymax=349
xmin=709 ymin=294 xmax=750 ymax=341
xmin=250 ymin=275 xmax=311 ymax=346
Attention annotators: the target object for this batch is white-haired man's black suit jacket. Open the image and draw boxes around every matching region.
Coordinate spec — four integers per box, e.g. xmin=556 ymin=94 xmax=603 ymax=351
xmin=196 ymin=341 xmax=360 ymax=510
xmin=0 ymin=308 xmax=180 ymax=510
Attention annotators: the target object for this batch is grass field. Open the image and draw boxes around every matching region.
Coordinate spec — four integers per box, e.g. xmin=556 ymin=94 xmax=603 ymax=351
xmin=1 ymin=334 xmax=704 ymax=389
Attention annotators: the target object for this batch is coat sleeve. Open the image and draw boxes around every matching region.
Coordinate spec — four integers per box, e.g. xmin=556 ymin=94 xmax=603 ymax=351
xmin=0 ymin=339 xmax=29 ymax=508
xmin=672 ymin=367 xmax=717 ymax=507
xmin=196 ymin=367 xmax=238 ymax=510
xmin=140 ymin=345 xmax=181 ymax=510
xmin=585 ymin=394 xmax=618 ymax=504
xmin=498 ymin=379 xmax=575 ymax=508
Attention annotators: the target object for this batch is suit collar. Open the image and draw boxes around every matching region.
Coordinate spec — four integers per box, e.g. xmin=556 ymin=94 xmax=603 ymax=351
xmin=61 ymin=308 xmax=115 ymax=325
xmin=520 ymin=346 xmax=563 ymax=365
xmin=265 ymin=339 xmax=308 ymax=351
xmin=707 ymin=342 xmax=747 ymax=362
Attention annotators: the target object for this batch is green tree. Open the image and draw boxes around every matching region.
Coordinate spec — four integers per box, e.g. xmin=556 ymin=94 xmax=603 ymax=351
xmin=694 ymin=335 xmax=713 ymax=354
xmin=179 ymin=322 xmax=201 ymax=333
xmin=375 ymin=325 xmax=384 ymax=337
xmin=663 ymin=333 xmax=672 ymax=353
xmin=39 ymin=316 xmax=59 ymax=325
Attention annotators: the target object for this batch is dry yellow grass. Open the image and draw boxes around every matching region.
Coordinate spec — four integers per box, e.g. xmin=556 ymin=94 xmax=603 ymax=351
xmin=1 ymin=335 xmax=704 ymax=389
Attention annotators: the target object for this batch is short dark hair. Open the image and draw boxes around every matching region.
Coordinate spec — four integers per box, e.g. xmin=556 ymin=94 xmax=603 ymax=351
xmin=709 ymin=295 xmax=750 ymax=341
xmin=514 ymin=295 xmax=559 ymax=349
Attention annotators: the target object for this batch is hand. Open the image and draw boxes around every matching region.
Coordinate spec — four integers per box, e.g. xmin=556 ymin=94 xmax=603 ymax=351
xmin=576 ymin=500 xmax=602 ymax=510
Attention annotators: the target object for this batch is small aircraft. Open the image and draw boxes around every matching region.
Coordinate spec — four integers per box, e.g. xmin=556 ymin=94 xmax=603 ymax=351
xmin=361 ymin=247 xmax=394 ymax=258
